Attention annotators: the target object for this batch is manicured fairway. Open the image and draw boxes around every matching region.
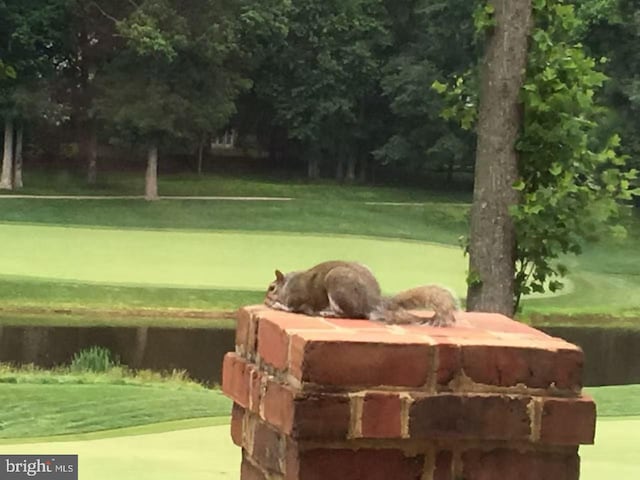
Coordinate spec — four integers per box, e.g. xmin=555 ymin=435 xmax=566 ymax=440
xmin=0 ymin=419 xmax=636 ymax=480
xmin=0 ymin=223 xmax=468 ymax=294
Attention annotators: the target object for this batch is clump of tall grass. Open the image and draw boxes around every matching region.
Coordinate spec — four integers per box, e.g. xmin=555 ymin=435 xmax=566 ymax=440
xmin=0 ymin=347 xmax=205 ymax=390
xmin=70 ymin=346 xmax=119 ymax=373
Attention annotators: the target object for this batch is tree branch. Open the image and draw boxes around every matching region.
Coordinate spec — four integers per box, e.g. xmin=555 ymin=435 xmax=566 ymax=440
xmin=90 ymin=2 xmax=120 ymax=23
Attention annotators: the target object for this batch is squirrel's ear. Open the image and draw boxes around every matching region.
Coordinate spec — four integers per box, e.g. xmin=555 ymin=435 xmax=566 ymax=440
xmin=275 ymin=269 xmax=285 ymax=282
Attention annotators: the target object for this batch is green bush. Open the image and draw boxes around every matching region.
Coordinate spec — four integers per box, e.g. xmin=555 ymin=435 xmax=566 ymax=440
xmin=70 ymin=346 xmax=120 ymax=373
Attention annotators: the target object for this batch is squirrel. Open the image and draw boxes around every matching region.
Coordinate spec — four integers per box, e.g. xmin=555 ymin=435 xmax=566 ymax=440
xmin=264 ymin=260 xmax=459 ymax=327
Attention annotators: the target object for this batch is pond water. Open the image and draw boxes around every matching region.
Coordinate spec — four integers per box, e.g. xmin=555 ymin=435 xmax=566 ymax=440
xmin=0 ymin=323 xmax=638 ymax=387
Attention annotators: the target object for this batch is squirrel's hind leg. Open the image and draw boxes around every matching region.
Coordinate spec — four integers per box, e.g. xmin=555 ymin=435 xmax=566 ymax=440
xmin=315 ymin=294 xmax=348 ymax=318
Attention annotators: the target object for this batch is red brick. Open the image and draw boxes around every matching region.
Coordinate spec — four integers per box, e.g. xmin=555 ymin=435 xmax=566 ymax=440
xmin=460 ymin=344 xmax=583 ymax=389
xmin=249 ymin=367 xmax=262 ymax=413
xmin=290 ymin=336 xmax=432 ymax=387
xmin=434 ymin=451 xmax=453 ymax=480
xmin=297 ymin=449 xmax=424 ymax=480
xmin=222 ymin=353 xmax=250 ymax=408
xmin=284 ymin=439 xmax=301 ymax=480
xmin=251 ymin=419 xmax=285 ymax=474
xmin=435 ymin=342 xmax=461 ymax=386
xmin=292 ymin=394 xmax=351 ymax=440
xmin=460 ymin=312 xmax=551 ymax=338
xmin=262 ymin=380 xmax=296 ymax=432
xmin=361 ymin=393 xmax=402 ymax=438
xmin=231 ymin=403 xmax=245 ymax=447
xmin=462 ymin=449 xmax=579 ymax=480
xmin=540 ymin=396 xmax=596 ymax=445
xmin=324 ymin=318 xmax=390 ymax=329
xmin=257 ymin=319 xmax=290 ymax=370
xmin=409 ymin=394 xmax=531 ymax=441
xmin=241 ymin=454 xmax=267 ymax=480
xmin=236 ymin=307 xmax=260 ymax=357
xmin=553 ymin=348 xmax=584 ymax=390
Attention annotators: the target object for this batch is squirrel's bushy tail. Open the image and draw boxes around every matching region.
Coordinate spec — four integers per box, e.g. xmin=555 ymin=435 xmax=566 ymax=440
xmin=377 ymin=285 xmax=460 ymax=327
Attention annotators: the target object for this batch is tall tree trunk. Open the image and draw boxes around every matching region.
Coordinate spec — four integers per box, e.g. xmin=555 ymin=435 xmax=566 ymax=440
xmin=358 ymin=156 xmax=368 ymax=183
xmin=345 ymin=156 xmax=356 ymax=183
xmin=0 ymin=119 xmax=14 ymax=190
xmin=145 ymin=144 xmax=159 ymax=201
xmin=335 ymin=156 xmax=344 ymax=181
xmin=85 ymin=120 xmax=98 ymax=184
xmin=197 ymin=133 xmax=206 ymax=175
xmin=13 ymin=124 xmax=23 ymax=189
xmin=307 ymin=148 xmax=320 ymax=179
xmin=466 ymin=0 xmax=533 ymax=316
xmin=446 ymin=159 xmax=454 ymax=185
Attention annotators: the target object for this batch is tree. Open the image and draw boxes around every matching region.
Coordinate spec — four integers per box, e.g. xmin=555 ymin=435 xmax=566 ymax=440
xmin=0 ymin=0 xmax=67 ymax=189
xmin=438 ymin=0 xmax=638 ymax=315
xmin=59 ymin=0 xmax=128 ymax=184
xmin=96 ymin=0 xmax=253 ymax=200
xmin=376 ymin=0 xmax=477 ymax=181
xmin=579 ymin=0 xmax=640 ymax=179
xmin=0 ymin=117 xmax=12 ymax=189
xmin=253 ymin=0 xmax=389 ymax=179
xmin=465 ymin=0 xmax=534 ymax=315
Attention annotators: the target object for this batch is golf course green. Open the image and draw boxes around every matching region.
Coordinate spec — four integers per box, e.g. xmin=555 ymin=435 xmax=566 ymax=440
xmin=0 ymin=223 xmax=468 ymax=293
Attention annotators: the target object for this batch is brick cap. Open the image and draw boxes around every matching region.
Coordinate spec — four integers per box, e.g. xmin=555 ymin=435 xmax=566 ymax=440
xmin=243 ymin=305 xmax=578 ymax=350
xmin=235 ymin=306 xmax=584 ymax=391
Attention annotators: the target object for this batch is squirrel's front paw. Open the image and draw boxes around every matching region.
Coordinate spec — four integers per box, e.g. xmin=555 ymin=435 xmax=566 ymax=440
xmin=421 ymin=315 xmax=456 ymax=328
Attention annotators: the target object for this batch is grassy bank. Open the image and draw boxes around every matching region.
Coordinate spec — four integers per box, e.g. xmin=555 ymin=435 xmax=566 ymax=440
xmin=0 ymin=364 xmax=635 ymax=440
xmin=0 ymin=384 xmax=231 ymax=439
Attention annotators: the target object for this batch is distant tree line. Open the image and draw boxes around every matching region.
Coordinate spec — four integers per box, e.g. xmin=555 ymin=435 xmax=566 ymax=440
xmin=0 ymin=0 xmax=638 ymax=197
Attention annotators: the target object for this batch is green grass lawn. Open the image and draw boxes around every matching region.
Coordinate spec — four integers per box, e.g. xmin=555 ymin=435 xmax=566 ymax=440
xmin=0 ymin=384 xmax=231 ymax=439
xmin=0 ymin=223 xmax=470 ymax=320
xmin=0 ymin=224 xmax=468 ymax=291
xmin=0 ymin=198 xmax=470 ymax=244
xmin=0 ymin=381 xmax=634 ymax=441
xmin=2 ymin=420 xmax=636 ymax=480
xmin=0 ymin=384 xmax=636 ymax=479
xmin=581 ymin=417 xmax=640 ymax=480
xmin=584 ymin=384 xmax=640 ymax=417
xmin=0 ymin=376 xmax=631 ymax=480
xmin=0 ymin=170 xmax=472 ymax=203
xmin=0 ymin=424 xmax=240 ymax=480
xmin=0 ymin=172 xmax=639 ymax=324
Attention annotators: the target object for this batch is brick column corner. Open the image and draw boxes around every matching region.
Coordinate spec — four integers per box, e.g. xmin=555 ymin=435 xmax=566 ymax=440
xmin=222 ymin=306 xmax=595 ymax=480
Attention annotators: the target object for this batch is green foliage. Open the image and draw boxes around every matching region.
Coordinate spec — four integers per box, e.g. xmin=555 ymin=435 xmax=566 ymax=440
xmin=116 ymin=2 xmax=188 ymax=61
xmin=96 ymin=0 xmax=254 ymax=146
xmin=71 ymin=346 xmax=120 ymax=373
xmin=435 ymin=0 xmax=638 ymax=309
xmin=473 ymin=1 xmax=496 ymax=33
xmin=376 ymin=0 xmax=477 ymax=174
xmin=0 ymin=60 xmax=15 ymax=79
xmin=253 ymin=0 xmax=390 ymax=173
xmin=432 ymin=72 xmax=478 ymax=130
xmin=512 ymin=0 xmax=639 ymax=307
xmin=0 ymin=0 xmax=67 ymax=120
xmin=580 ymin=0 xmax=640 ymax=173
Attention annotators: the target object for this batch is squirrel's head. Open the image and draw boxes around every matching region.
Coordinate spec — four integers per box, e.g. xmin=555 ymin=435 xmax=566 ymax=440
xmin=264 ymin=269 xmax=287 ymax=308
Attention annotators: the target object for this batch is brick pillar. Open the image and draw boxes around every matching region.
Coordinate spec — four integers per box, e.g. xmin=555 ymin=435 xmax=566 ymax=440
xmin=222 ymin=306 xmax=596 ymax=480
